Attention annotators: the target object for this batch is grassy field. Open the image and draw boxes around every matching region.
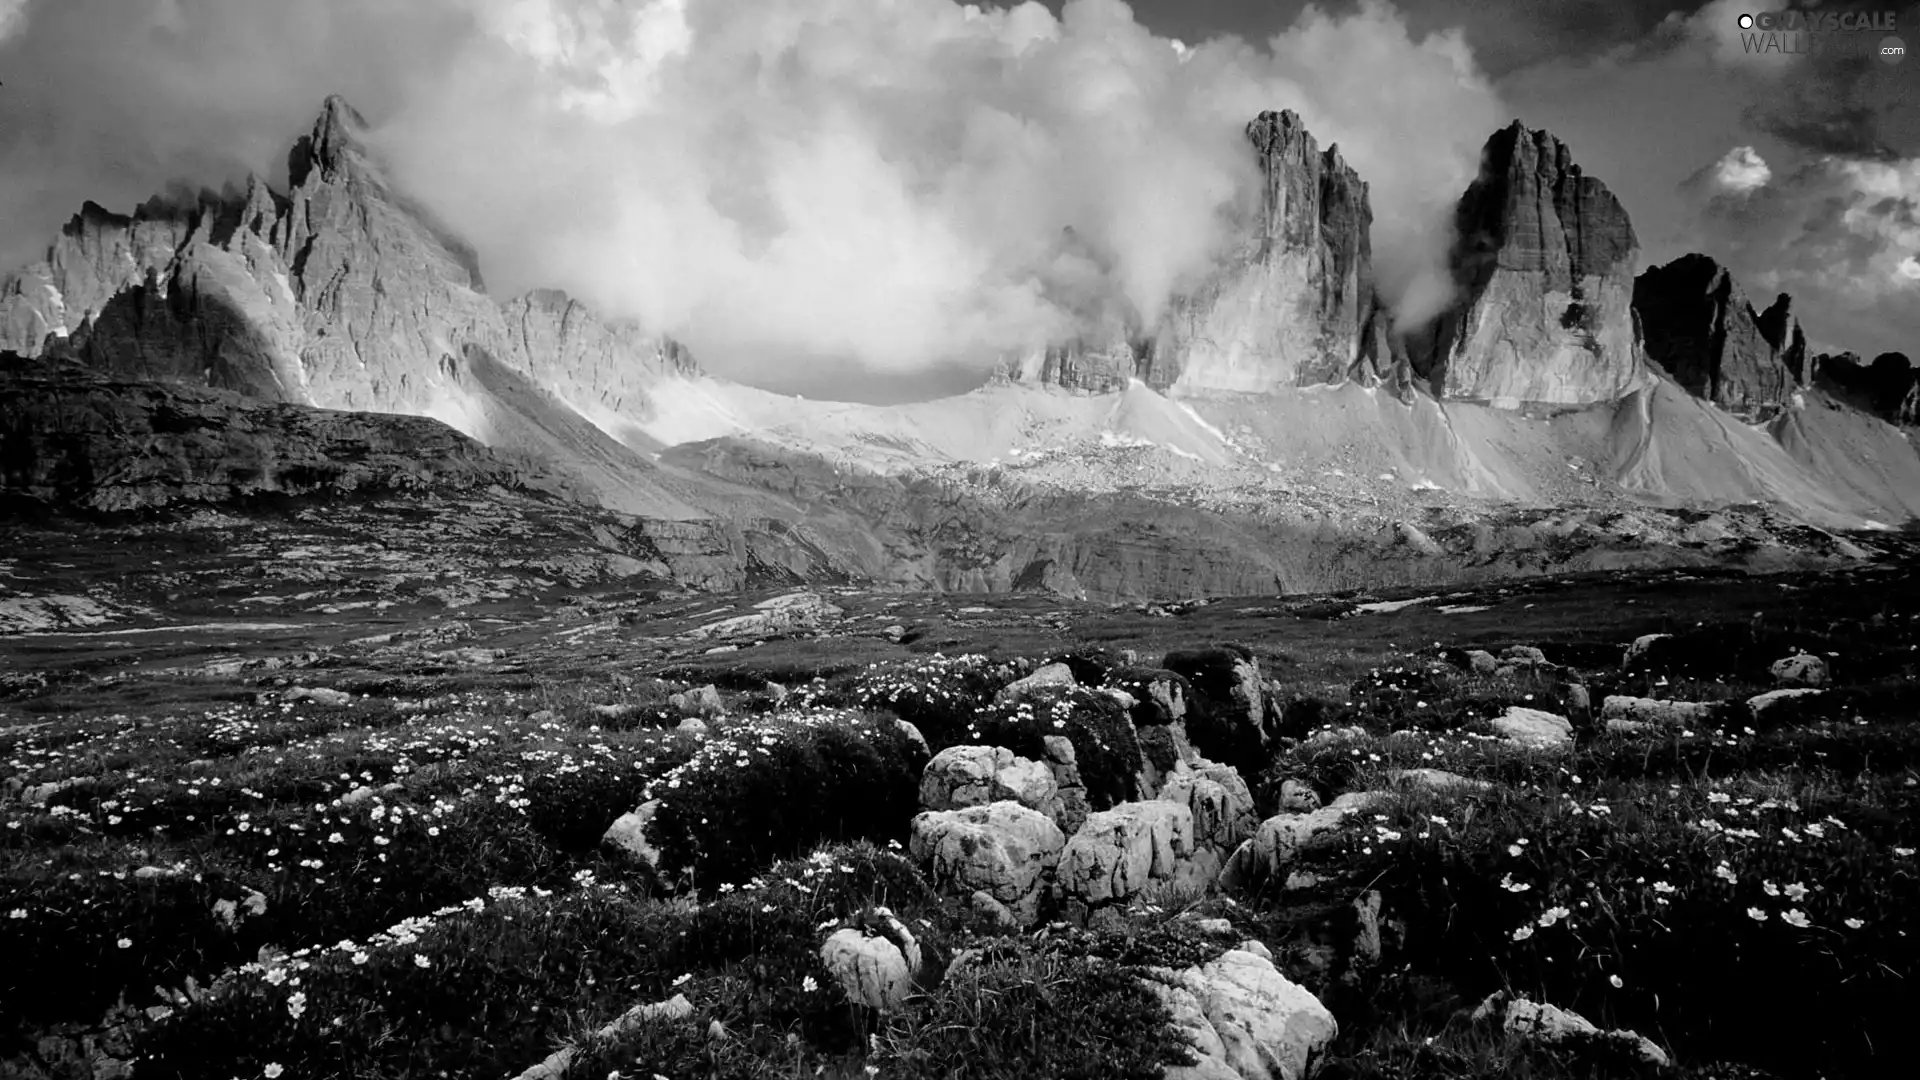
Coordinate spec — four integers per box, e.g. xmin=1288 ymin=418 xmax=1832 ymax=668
xmin=3 ymin=555 xmax=1917 ymax=1079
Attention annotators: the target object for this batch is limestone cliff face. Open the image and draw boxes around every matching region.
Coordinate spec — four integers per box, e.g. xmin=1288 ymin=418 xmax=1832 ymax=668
xmin=1808 ymin=351 xmax=1919 ymax=426
xmin=1415 ymin=122 xmax=1648 ymax=407
xmin=1006 ymin=110 xmax=1389 ymax=395
xmin=0 ymin=97 xmax=694 ymax=431
xmin=1633 ymin=254 xmax=1805 ymax=417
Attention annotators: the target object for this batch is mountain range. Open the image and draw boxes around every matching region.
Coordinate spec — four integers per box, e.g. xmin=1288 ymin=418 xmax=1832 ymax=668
xmin=2 ymin=96 xmax=1916 ymax=601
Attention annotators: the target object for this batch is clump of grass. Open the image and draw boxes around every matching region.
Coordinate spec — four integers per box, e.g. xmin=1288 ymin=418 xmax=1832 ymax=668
xmin=873 ymin=944 xmax=1195 ymax=1080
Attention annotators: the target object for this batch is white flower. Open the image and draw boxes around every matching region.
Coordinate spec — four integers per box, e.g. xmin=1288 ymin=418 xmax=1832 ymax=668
xmin=1512 ymin=925 xmax=1535 ymax=941
xmin=6 ymin=909 xmax=24 ymax=919
xmin=1781 ymin=909 xmax=1810 ymax=928
xmin=1845 ymin=918 xmax=1865 ymax=929
xmin=1784 ymin=883 xmax=1809 ymax=902
xmin=287 ymin=991 xmax=307 ymax=1019
xmin=802 ymin=975 xmax=819 ymax=992
xmin=1537 ymin=906 xmax=1571 ymax=928
xmin=117 ymin=938 xmax=132 ymax=949
xmin=1652 ymin=881 xmax=1676 ymax=895
xmin=412 ymin=954 xmax=430 ymax=969
xmin=1763 ymin=881 xmax=1780 ymax=897
xmin=1714 ymin=862 xmax=1738 ymax=883
xmin=352 ymin=951 xmax=369 ymax=966
xmin=1895 ymin=847 xmax=1915 ymax=857
xmin=672 ymin=973 xmax=693 ymax=987
xmin=264 ymin=1065 xmax=284 ymax=1079
xmin=1508 ymin=844 xmax=1524 ymax=857
xmin=1747 ymin=907 xmax=1768 ymax=922
xmin=1609 ymin=975 xmax=1624 ymax=988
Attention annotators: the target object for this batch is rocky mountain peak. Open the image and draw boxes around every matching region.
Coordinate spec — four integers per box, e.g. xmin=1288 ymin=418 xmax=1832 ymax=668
xmin=290 ymin=95 xmax=376 ymax=189
xmin=1410 ymin=120 xmax=1646 ymax=406
xmin=1633 ymin=254 xmax=1802 ymax=417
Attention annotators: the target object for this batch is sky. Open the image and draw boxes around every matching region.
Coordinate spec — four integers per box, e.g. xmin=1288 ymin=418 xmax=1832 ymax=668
xmin=0 ymin=0 xmax=1914 ymax=400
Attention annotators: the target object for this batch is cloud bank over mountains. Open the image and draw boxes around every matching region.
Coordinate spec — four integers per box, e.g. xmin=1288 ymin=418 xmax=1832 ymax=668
xmin=0 ymin=0 xmax=1913 ymax=392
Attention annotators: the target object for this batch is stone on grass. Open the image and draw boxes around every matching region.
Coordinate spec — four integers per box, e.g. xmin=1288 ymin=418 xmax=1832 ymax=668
xmin=1465 ymin=649 xmax=1500 ymax=675
xmin=1384 ymin=768 xmax=1491 ymax=794
xmin=1747 ymin=687 xmax=1822 ymax=717
xmin=668 ymin=684 xmax=725 ymax=718
xmin=821 ymin=915 xmax=920 ymax=1012
xmin=510 ymin=994 xmax=693 ymax=1080
xmin=1769 ymin=653 xmax=1830 ymax=687
xmin=1059 ymin=801 xmax=1195 ymax=905
xmin=1601 ymin=696 xmax=1716 ymax=728
xmin=1490 ymin=706 xmax=1573 ymax=750
xmin=602 ymin=800 xmax=662 ymax=868
xmin=675 ymin=717 xmax=708 ymax=737
xmin=1473 ymin=991 xmax=1669 ymax=1068
xmin=993 ymin=662 xmax=1077 ymax=705
xmin=1145 ymin=947 xmax=1338 ymax=1080
xmin=910 ymin=801 xmax=1064 ymax=925
xmin=919 ymin=745 xmax=1057 ymax=815
xmin=1623 ymin=633 xmax=1670 ymax=666
xmin=286 ymin=686 xmax=351 ymax=707
xmin=1501 ymin=645 xmax=1549 ymax=667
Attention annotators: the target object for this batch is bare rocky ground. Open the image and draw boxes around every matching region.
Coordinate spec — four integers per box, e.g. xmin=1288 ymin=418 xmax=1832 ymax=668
xmin=3 ymin=512 xmax=1918 ymax=1080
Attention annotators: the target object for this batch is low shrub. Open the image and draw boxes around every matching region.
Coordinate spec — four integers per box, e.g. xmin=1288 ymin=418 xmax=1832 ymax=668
xmin=969 ymin=686 xmax=1143 ymax=810
xmin=850 ymin=653 xmax=1033 ymax=752
xmin=643 ymin=710 xmax=928 ymax=889
xmin=520 ymin=732 xmax=699 ymax=852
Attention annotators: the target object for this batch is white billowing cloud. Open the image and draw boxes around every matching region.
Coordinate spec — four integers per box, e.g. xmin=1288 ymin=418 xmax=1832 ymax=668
xmin=1704 ymin=146 xmax=1773 ymax=194
xmin=373 ymin=0 xmax=1508 ymax=375
xmin=0 ymin=0 xmax=1510 ymax=385
xmin=0 ymin=0 xmax=28 ymax=44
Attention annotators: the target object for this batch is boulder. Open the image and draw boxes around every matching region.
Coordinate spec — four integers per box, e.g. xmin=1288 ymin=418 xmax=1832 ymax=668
xmin=1747 ymin=687 xmax=1822 ymax=718
xmin=1465 ymin=650 xmax=1500 ymax=675
xmin=1160 ymin=762 xmax=1258 ymax=853
xmin=821 ymin=919 xmax=920 ymax=1012
xmin=675 ymin=717 xmax=709 ymax=737
xmin=1276 ymin=779 xmax=1321 ymax=813
xmin=668 ymin=684 xmax=724 ymax=718
xmin=1220 ymin=792 xmax=1385 ymax=893
xmin=919 ymin=745 xmax=1058 ymax=816
xmin=1600 ymin=695 xmax=1715 ymax=728
xmin=1163 ymin=647 xmax=1270 ymax=771
xmin=1472 ymin=992 xmax=1669 ymax=1068
xmin=994 ymin=662 xmax=1077 ymax=706
xmin=1500 ymin=645 xmax=1549 ymax=667
xmin=1059 ymin=801 xmax=1195 ymax=905
xmin=1383 ymin=768 xmax=1492 ymax=794
xmin=1769 ymin=653 xmax=1829 ymax=687
xmin=602 ymin=800 xmax=662 ymax=869
xmin=909 ymin=801 xmax=1065 ymax=925
xmin=688 ymin=591 xmax=843 ymax=640
xmin=1623 ymin=633 xmax=1671 ymax=666
xmin=1144 ymin=946 xmax=1339 ymax=1080
xmin=1041 ymin=735 xmax=1091 ymax=834
xmin=287 ymin=686 xmax=352 ymax=707
xmin=1490 ymin=706 xmax=1573 ymax=750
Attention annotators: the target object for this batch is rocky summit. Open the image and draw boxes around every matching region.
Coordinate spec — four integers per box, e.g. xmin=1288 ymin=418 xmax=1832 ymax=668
xmin=1412 ymin=122 xmax=1646 ymax=406
xmin=1634 ymin=254 xmax=1806 ymax=419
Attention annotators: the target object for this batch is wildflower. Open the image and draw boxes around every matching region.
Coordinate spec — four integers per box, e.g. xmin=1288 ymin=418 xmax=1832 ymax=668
xmin=1784 ymin=883 xmax=1809 ymax=902
xmin=802 ymin=975 xmax=819 ymax=992
xmin=412 ymin=954 xmax=430 ymax=969
xmin=352 ymin=951 xmax=369 ymax=966
xmin=1508 ymin=843 xmax=1524 ymax=857
xmin=1512 ymin=925 xmax=1535 ymax=941
xmin=1609 ymin=975 xmax=1624 ymax=988
xmin=1895 ymin=847 xmax=1915 ymax=857
xmin=1714 ymin=862 xmax=1737 ymax=883
xmin=264 ymin=1066 xmax=284 ymax=1079
xmin=673 ymin=973 xmax=693 ymax=987
xmin=1781 ymin=910 xmax=1810 ymax=928
xmin=117 ymin=938 xmax=132 ymax=949
xmin=1763 ymin=881 xmax=1780 ymax=897
xmin=287 ymin=991 xmax=307 ymax=1020
xmin=1537 ymin=906 xmax=1571 ymax=928
xmin=6 ymin=909 xmax=23 ymax=919
xmin=1652 ymin=881 xmax=1676 ymax=895
xmin=1708 ymin=791 xmax=1731 ymax=804
xmin=1746 ymin=907 xmax=1768 ymax=922
xmin=1845 ymin=918 xmax=1865 ymax=929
